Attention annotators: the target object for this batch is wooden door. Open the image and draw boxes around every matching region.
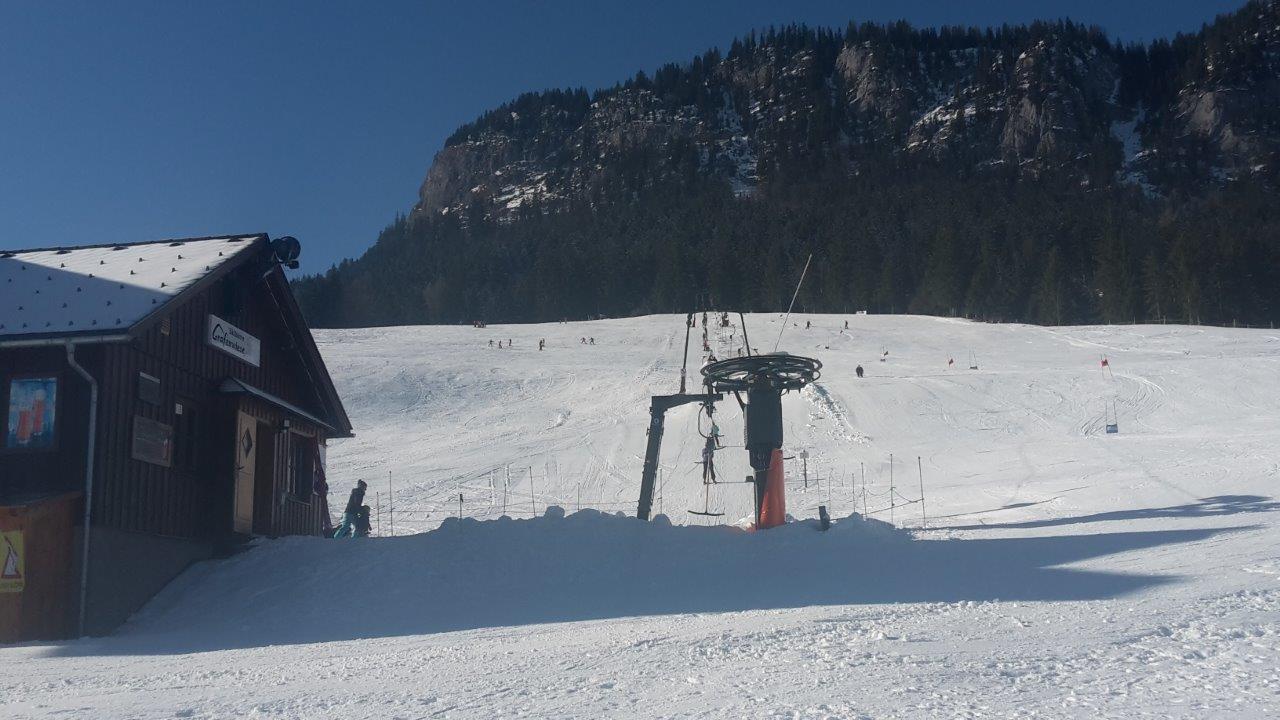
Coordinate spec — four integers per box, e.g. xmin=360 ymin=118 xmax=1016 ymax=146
xmin=233 ymin=411 xmax=257 ymax=534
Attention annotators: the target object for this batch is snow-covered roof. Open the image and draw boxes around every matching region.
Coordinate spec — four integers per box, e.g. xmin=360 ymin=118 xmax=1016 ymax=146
xmin=0 ymin=235 xmax=263 ymax=344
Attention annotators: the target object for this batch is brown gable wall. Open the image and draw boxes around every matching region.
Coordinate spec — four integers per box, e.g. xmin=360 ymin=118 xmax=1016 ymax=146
xmin=88 ymin=263 xmax=332 ymax=539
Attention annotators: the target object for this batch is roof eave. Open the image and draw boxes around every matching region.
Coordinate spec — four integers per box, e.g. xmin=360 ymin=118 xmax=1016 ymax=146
xmin=0 ymin=332 xmax=131 ymax=349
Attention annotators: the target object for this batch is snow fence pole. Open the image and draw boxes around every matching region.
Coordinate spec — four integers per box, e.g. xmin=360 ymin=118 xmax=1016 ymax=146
xmin=889 ymin=453 xmax=895 ymax=525
xmin=861 ymin=462 xmax=867 ymax=517
xmin=458 ymin=493 xmax=463 ymax=519
xmin=376 ymin=492 xmax=382 ymax=536
xmin=918 ymin=456 xmax=926 ymax=529
xmin=388 ymin=470 xmax=394 ymax=537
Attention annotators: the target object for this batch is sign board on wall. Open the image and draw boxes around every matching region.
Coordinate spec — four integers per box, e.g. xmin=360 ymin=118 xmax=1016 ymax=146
xmin=1 ymin=530 xmax=23 ymax=593
xmin=207 ymin=315 xmax=261 ymax=367
xmin=131 ymin=415 xmax=174 ymax=468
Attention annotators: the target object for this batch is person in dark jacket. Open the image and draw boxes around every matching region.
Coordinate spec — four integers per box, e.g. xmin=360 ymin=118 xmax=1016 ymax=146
xmin=332 ymin=480 xmax=368 ymax=538
xmin=353 ymin=505 xmax=372 ymax=537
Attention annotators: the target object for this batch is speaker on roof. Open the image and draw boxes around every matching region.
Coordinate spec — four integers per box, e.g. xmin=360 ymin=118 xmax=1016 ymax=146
xmin=269 ymin=236 xmax=301 ymax=269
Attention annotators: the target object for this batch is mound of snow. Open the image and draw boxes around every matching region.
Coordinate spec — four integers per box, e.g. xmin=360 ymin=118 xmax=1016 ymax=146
xmin=99 ymin=506 xmax=1228 ymax=654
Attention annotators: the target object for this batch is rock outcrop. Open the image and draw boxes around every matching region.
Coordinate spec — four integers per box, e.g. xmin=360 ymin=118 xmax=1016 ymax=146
xmin=412 ymin=2 xmax=1279 ymax=221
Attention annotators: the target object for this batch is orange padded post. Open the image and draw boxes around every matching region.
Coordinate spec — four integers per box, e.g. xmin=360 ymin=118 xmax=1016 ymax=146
xmin=757 ymin=449 xmax=786 ymax=529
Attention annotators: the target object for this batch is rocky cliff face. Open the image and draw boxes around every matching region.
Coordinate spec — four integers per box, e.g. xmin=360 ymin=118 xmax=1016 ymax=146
xmin=414 ymin=2 xmax=1279 ymax=221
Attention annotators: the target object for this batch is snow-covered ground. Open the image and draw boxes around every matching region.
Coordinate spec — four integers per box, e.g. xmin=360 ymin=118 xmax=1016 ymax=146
xmin=3 ymin=314 xmax=1279 ymax=718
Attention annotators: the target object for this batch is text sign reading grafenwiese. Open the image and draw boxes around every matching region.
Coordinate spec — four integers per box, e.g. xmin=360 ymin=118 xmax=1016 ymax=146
xmin=207 ymin=314 xmax=261 ymax=367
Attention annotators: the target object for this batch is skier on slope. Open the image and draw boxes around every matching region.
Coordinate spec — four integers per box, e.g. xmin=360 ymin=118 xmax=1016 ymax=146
xmin=855 ymin=365 xmax=864 ymax=378
xmin=701 ymin=435 xmax=718 ymax=484
xmin=539 ymin=339 xmax=545 ymax=351
xmin=701 ymin=412 xmax=722 ymax=483
xmin=332 ymin=480 xmax=367 ymax=538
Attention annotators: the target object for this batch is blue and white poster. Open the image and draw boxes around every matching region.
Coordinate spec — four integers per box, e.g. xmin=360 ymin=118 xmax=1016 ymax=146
xmin=6 ymin=377 xmax=57 ymax=450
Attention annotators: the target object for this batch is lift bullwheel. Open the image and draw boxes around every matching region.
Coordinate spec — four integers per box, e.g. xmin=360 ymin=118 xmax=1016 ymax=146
xmin=700 ymin=353 xmax=821 ymax=392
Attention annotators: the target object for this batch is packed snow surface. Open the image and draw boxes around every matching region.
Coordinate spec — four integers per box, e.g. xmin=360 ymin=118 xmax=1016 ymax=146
xmin=3 ymin=314 xmax=1280 ymax=718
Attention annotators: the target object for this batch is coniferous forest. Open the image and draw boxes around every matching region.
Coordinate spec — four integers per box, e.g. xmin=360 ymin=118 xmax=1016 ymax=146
xmin=294 ymin=4 xmax=1280 ymax=328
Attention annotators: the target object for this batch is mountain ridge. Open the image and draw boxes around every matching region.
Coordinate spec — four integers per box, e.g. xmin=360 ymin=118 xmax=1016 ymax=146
xmin=294 ymin=2 xmax=1280 ymax=329
xmin=414 ymin=3 xmax=1278 ymax=221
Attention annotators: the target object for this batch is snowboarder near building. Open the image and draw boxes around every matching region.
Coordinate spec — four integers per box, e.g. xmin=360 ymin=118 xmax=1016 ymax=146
xmin=805 ymin=320 xmax=811 ymax=329
xmin=332 ymin=480 xmax=367 ymax=538
xmin=353 ymin=506 xmax=372 ymax=537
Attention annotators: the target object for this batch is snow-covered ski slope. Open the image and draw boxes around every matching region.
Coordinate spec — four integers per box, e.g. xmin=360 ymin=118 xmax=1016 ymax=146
xmin=3 ymin=314 xmax=1279 ymax=719
xmin=318 ymin=313 xmax=1280 ymax=535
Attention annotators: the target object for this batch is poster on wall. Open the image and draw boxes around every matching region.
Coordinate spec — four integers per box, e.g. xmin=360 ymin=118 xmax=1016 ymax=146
xmin=5 ymin=377 xmax=58 ymax=450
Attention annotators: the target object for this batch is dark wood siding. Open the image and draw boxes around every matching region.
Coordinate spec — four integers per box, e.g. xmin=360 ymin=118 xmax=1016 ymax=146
xmin=0 ymin=346 xmax=93 ymax=500
xmin=1 ymin=256 xmax=340 ymax=532
xmin=3 ymin=259 xmax=338 ymax=540
xmin=87 ymin=264 xmax=334 ymax=539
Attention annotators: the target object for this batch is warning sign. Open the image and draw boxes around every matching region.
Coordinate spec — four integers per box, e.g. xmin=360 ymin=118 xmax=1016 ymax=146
xmin=1 ymin=530 xmax=23 ymax=593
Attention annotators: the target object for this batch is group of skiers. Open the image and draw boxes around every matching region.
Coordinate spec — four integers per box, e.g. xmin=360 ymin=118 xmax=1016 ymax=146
xmin=486 ymin=337 xmax=596 ymax=349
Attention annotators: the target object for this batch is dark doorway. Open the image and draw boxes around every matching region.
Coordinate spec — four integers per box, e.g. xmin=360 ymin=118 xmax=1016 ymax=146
xmin=252 ymin=421 xmax=276 ymax=536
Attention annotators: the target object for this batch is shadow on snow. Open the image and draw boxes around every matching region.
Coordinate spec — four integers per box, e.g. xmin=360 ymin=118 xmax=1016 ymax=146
xmin=942 ymin=495 xmax=1279 ymax=530
xmin=53 ymin=507 xmax=1247 ymax=656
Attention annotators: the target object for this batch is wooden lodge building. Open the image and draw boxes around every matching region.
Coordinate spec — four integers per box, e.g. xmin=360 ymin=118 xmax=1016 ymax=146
xmin=0 ymin=234 xmax=352 ymax=638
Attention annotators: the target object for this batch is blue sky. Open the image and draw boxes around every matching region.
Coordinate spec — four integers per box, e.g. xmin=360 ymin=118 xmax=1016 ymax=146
xmin=0 ymin=1 xmax=1245 ymax=275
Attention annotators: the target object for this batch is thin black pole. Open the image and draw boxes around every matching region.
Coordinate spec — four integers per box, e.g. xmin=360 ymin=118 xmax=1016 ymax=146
xmin=918 ymin=456 xmax=926 ymax=529
xmin=889 ymin=453 xmax=894 ymax=525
